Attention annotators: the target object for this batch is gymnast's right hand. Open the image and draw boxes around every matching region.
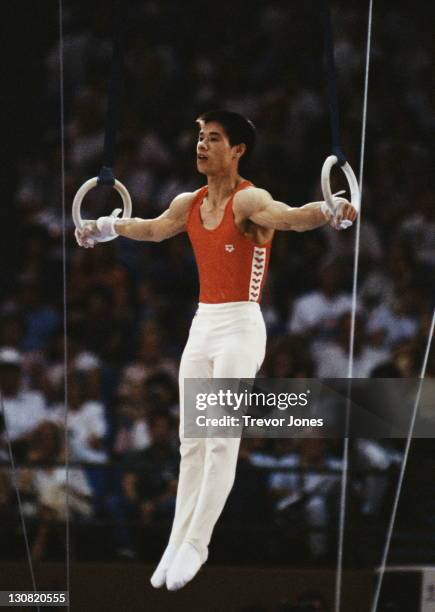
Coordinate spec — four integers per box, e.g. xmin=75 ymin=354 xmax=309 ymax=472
xmin=75 ymin=220 xmax=99 ymax=248
xmin=75 ymin=210 xmax=121 ymax=247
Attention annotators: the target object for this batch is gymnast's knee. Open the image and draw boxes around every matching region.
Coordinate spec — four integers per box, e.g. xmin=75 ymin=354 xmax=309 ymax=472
xmin=206 ymin=437 xmax=240 ymax=462
xmin=179 ymin=437 xmax=204 ymax=459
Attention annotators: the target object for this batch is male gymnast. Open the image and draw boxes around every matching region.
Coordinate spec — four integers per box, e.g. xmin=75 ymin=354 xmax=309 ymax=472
xmin=75 ymin=110 xmax=357 ymax=590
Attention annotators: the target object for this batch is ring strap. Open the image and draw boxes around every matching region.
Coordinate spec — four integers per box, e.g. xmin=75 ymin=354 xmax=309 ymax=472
xmin=321 ymin=0 xmax=346 ymax=167
xmin=98 ymin=0 xmax=126 ymax=186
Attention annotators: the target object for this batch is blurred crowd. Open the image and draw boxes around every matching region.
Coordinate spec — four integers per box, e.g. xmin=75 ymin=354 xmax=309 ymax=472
xmin=0 ymin=0 xmax=433 ymax=563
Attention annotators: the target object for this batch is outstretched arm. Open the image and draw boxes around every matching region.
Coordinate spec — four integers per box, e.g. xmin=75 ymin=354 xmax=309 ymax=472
xmin=234 ymin=187 xmax=357 ymax=232
xmin=75 ymin=191 xmax=195 ymax=247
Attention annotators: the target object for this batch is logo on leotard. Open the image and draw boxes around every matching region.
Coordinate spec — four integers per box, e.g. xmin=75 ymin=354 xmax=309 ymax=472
xmin=225 ymin=244 xmax=235 ymax=253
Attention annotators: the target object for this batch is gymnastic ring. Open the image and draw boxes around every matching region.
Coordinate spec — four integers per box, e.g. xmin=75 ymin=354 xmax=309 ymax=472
xmin=321 ymin=155 xmax=360 ymax=229
xmin=72 ymin=177 xmax=132 ymax=242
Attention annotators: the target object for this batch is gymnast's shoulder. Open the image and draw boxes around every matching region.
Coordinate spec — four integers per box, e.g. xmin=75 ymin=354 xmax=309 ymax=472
xmin=233 ymin=185 xmax=274 ymax=216
xmin=166 ymin=189 xmax=203 ymax=214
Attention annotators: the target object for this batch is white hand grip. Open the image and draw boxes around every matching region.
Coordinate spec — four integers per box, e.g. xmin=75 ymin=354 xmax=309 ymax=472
xmin=321 ymin=155 xmax=360 ymax=229
xmin=72 ymin=177 xmax=132 ymax=242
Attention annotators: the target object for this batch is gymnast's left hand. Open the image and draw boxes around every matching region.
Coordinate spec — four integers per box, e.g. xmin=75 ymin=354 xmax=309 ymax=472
xmin=329 ymin=197 xmax=358 ymax=230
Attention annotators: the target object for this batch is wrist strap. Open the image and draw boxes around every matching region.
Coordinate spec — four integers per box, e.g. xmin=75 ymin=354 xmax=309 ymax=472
xmin=96 ymin=215 xmax=118 ymax=238
xmin=321 ymin=201 xmax=333 ymax=220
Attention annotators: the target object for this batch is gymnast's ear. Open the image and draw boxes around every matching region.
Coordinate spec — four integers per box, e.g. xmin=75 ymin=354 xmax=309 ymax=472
xmin=233 ymin=143 xmax=247 ymax=159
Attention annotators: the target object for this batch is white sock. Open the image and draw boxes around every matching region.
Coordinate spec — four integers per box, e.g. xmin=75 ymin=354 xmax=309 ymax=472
xmin=150 ymin=542 xmax=178 ymax=588
xmin=166 ymin=542 xmax=205 ymax=591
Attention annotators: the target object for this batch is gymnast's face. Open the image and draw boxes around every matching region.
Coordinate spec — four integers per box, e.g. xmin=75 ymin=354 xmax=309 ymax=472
xmin=196 ymin=121 xmax=242 ymax=176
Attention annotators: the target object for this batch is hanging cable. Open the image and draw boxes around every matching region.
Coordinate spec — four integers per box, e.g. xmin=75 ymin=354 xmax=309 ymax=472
xmin=58 ymin=0 xmax=70 ymax=609
xmin=321 ymin=0 xmax=346 ymax=167
xmin=98 ymin=0 xmax=126 ymax=186
xmin=330 ymin=1 xmax=374 ymax=611
xmin=371 ymin=307 xmax=435 ymax=612
xmin=0 ymin=392 xmax=40 ymax=612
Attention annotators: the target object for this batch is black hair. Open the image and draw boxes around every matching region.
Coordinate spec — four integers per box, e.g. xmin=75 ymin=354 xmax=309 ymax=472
xmin=196 ymin=109 xmax=256 ymax=167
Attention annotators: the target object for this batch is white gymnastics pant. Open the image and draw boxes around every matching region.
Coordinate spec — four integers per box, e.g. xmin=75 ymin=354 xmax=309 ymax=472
xmin=168 ymin=301 xmax=267 ymax=560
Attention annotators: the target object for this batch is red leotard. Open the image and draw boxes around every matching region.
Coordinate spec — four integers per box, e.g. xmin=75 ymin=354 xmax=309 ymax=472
xmin=186 ymin=180 xmax=272 ymax=304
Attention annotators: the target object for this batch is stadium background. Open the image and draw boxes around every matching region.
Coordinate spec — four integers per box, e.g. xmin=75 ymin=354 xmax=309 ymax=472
xmin=1 ymin=1 xmax=434 ymax=610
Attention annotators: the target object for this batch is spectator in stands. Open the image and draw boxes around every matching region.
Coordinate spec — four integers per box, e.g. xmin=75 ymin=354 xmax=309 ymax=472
xmin=268 ymin=439 xmax=341 ymax=560
xmin=262 ymin=336 xmax=315 ymax=378
xmin=313 ymin=312 xmax=389 ymax=378
xmin=397 ymin=189 xmax=435 ymax=273
xmin=18 ymin=420 xmax=93 ymax=560
xmin=0 ymin=347 xmax=48 ymax=461
xmin=366 ymin=288 xmax=422 ymax=349
xmin=113 ymin=398 xmax=152 ymax=457
xmin=393 ymin=340 xmax=425 ymax=378
xmin=114 ymin=368 xmax=179 ymax=457
xmin=224 ymin=439 xmax=270 ymax=521
xmin=287 ymin=261 xmax=353 ymax=341
xmin=121 ymin=413 xmax=178 ymax=524
xmin=51 ymin=370 xmax=108 ymax=464
xmin=18 ymin=275 xmax=61 ymax=354
xmin=73 ymin=351 xmax=103 ymax=402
